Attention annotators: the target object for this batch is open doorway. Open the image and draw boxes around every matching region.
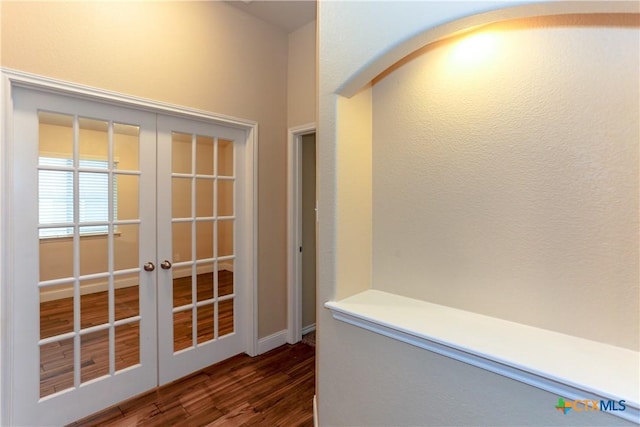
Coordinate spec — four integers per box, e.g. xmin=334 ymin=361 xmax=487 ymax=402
xmin=287 ymin=124 xmax=316 ymax=344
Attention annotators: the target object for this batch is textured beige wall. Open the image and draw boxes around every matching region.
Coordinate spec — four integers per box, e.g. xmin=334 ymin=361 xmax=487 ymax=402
xmin=288 ymin=20 xmax=317 ymax=128
xmin=335 ymin=88 xmax=372 ymax=300
xmin=372 ymin=15 xmax=639 ymax=351
xmin=288 ymin=17 xmax=317 ymax=330
xmin=317 ymin=1 xmax=638 ymax=426
xmin=1 ymin=0 xmax=289 ymax=338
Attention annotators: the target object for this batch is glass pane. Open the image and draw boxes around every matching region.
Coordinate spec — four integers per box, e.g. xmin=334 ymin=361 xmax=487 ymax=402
xmin=196 ymin=268 xmax=214 ymax=302
xmin=174 ymin=310 xmax=193 ymax=352
xmin=79 ymin=172 xmax=110 ymax=224
xmin=196 ymin=221 xmax=214 ymax=260
xmin=40 ymin=338 xmax=74 ymax=398
xmin=173 ymin=270 xmax=192 ymax=308
xmin=39 ymin=170 xmax=74 ymax=226
xmin=217 ymin=220 xmax=233 ymax=257
xmin=196 ymin=135 xmax=214 ymax=175
xmin=114 ymin=123 xmax=140 ymax=172
xmin=115 ymin=322 xmax=139 ymax=371
xmin=80 ymin=277 xmax=108 ymax=329
xmin=80 ymin=228 xmax=108 ymax=275
xmin=218 ymin=299 xmax=234 ymax=336
xmin=217 ymin=180 xmax=234 ymax=217
xmin=40 ymin=283 xmax=74 ymax=339
xmin=172 ymin=132 xmax=192 ymax=174
xmin=196 ymin=179 xmax=214 ymax=217
xmin=114 ymin=224 xmax=139 ymax=271
xmin=217 ymin=139 xmax=234 ymax=177
xmin=114 ymin=175 xmax=139 ymax=220
xmin=197 ymin=304 xmax=214 ymax=344
xmin=218 ymin=260 xmax=234 ymax=297
xmin=172 ymin=221 xmax=192 ymax=262
xmin=79 ymin=118 xmax=109 ymax=167
xmin=39 ymin=112 xmax=73 ymax=163
xmin=40 ymin=235 xmax=73 ymax=281
xmin=115 ymin=273 xmax=140 ymax=321
xmin=172 ymin=177 xmax=192 ymax=218
xmin=81 ymin=329 xmax=110 ymax=383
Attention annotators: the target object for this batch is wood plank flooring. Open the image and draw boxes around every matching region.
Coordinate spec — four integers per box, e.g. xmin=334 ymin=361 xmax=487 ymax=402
xmin=40 ymin=268 xmax=316 ymax=426
xmin=68 ymin=342 xmax=316 ymax=427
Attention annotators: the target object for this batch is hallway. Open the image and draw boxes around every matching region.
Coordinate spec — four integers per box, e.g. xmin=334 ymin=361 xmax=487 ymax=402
xmin=70 ymin=343 xmax=315 ymax=426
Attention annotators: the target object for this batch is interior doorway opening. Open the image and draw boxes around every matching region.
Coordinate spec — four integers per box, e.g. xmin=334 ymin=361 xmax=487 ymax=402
xmin=287 ymin=124 xmax=317 ymax=344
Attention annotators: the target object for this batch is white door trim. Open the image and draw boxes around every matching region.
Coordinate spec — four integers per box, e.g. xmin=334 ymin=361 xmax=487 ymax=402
xmin=287 ymin=123 xmax=316 ymax=344
xmin=1 ymin=68 xmax=257 ymax=130
xmin=0 ymin=68 xmax=258 ymax=425
xmin=0 ymin=69 xmax=15 ymax=427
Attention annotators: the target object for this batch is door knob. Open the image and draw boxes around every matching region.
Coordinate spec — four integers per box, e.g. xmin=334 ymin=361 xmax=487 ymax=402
xmin=160 ymin=260 xmax=172 ymax=270
xmin=143 ymin=262 xmax=155 ymax=272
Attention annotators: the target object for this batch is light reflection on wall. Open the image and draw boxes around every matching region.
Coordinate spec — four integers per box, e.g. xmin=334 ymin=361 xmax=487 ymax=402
xmin=449 ymin=31 xmax=500 ymax=65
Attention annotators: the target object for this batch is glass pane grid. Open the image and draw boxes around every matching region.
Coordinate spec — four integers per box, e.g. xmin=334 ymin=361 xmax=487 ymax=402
xmin=170 ymin=134 xmax=238 ymax=351
xmin=39 ymin=113 xmax=141 ymax=397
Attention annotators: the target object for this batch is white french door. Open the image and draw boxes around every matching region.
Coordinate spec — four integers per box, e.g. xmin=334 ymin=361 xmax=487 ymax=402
xmin=8 ymin=85 xmax=252 ymax=426
xmin=156 ymin=115 xmax=247 ymax=385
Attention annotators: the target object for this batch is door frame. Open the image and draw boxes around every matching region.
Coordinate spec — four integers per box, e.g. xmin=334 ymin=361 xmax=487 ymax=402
xmin=286 ymin=123 xmax=316 ymax=344
xmin=0 ymin=68 xmax=258 ymax=426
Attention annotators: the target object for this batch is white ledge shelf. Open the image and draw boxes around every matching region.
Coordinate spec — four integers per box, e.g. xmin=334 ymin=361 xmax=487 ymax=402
xmin=325 ymin=290 xmax=639 ymax=423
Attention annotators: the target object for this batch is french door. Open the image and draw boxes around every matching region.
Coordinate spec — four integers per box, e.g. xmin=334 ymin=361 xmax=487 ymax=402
xmin=8 ymin=86 xmax=250 ymax=426
xmin=157 ymin=115 xmax=246 ymax=385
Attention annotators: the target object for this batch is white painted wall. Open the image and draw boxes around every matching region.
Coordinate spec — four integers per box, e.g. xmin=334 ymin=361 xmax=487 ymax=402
xmin=317 ymin=1 xmax=639 ymax=425
xmin=372 ymin=14 xmax=639 ymax=352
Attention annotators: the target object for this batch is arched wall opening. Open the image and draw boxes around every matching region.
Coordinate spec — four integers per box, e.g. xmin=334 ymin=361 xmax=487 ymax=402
xmin=332 ymin=6 xmax=639 ymax=352
xmin=320 ymin=2 xmax=639 ymax=424
xmin=372 ymin=13 xmax=639 ymax=351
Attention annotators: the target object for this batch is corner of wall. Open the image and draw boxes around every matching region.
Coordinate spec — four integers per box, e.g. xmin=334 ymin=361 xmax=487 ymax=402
xmin=335 ymin=86 xmax=372 ymax=300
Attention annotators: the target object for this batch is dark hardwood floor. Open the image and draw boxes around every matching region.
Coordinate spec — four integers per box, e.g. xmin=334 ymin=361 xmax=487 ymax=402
xmin=40 ymin=271 xmax=316 ymax=426
xmin=68 ymin=343 xmax=315 ymax=427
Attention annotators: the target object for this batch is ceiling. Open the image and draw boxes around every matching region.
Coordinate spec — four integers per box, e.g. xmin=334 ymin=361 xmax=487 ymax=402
xmin=224 ymin=0 xmax=316 ymax=33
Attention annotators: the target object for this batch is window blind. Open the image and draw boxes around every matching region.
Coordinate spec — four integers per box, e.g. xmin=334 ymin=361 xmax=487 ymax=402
xmin=39 ymin=157 xmax=117 ymax=238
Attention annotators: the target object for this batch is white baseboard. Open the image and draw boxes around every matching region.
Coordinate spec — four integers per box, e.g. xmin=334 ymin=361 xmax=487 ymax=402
xmin=302 ymin=323 xmax=316 ymax=335
xmin=40 ymin=275 xmax=138 ymax=302
xmin=219 ymin=262 xmax=234 ymax=273
xmin=257 ymin=329 xmax=288 ymax=355
xmin=173 ymin=262 xmax=233 ymax=279
xmin=313 ymin=395 xmax=318 ymax=427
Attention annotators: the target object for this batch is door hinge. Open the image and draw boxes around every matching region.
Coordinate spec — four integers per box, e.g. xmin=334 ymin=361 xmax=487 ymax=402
xmin=299 ymin=246 xmax=303 ymax=253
